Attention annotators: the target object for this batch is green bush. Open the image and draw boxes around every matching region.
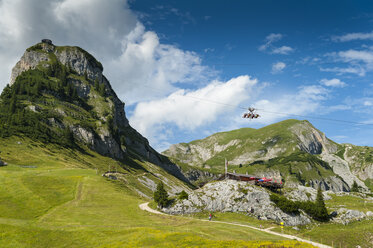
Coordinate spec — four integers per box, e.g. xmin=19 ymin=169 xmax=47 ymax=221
xmin=270 ymin=194 xmax=299 ymax=215
xmin=270 ymin=188 xmax=329 ymax=222
xmin=178 ymin=190 xmax=189 ymax=200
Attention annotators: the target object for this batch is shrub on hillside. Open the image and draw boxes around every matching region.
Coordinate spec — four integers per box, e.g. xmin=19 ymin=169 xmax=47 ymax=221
xmin=270 ymin=194 xmax=299 ymax=215
xmin=178 ymin=190 xmax=189 ymax=200
xmin=270 ymin=188 xmax=329 ymax=222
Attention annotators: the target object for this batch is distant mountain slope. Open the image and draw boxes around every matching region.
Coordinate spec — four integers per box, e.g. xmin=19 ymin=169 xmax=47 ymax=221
xmin=0 ymin=40 xmax=190 ymax=189
xmin=163 ymin=119 xmax=373 ymax=192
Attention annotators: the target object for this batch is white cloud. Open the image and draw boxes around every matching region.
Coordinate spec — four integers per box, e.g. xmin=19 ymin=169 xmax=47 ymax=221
xmin=320 ymin=78 xmax=347 ymax=87
xmin=343 ymin=97 xmax=373 ymax=114
xmin=272 ymin=46 xmax=294 ymax=55
xmin=271 ymin=62 xmax=286 ymax=74
xmin=259 ymin=33 xmax=293 ymax=55
xmin=252 ymin=85 xmax=329 ymax=125
xmin=259 ymin=33 xmax=282 ymax=51
xmin=0 ymin=0 xmax=212 ymax=105
xmin=266 ymin=33 xmax=283 ymax=43
xmin=105 ymin=22 xmax=212 ymax=104
xmin=204 ymin=48 xmax=215 ymax=53
xmin=338 ymin=50 xmax=373 ymax=64
xmin=320 ymin=66 xmax=366 ymax=76
xmin=321 ymin=49 xmax=373 ymax=76
xmin=333 ymin=31 xmax=373 ymax=42
xmin=130 ymin=76 xmax=257 ymax=146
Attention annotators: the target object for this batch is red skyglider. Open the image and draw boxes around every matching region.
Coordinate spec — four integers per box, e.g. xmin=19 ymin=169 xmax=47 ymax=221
xmin=243 ymin=107 xmax=260 ymax=119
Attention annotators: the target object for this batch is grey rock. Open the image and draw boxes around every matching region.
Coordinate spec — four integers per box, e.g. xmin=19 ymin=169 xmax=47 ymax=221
xmin=290 ymin=122 xmax=337 ymax=154
xmin=55 ymin=47 xmax=103 ymax=82
xmin=137 ymin=176 xmax=158 ymax=192
xmin=70 ymin=78 xmax=91 ymax=99
xmin=10 ymin=50 xmax=49 ymax=85
xmin=184 ymin=169 xmax=218 ymax=184
xmin=285 ymin=185 xmax=332 ymax=201
xmin=332 ymin=208 xmax=367 ymax=224
xmin=163 ymin=180 xmax=311 ymax=226
xmin=47 ymin=118 xmax=64 ymax=129
xmin=308 ymin=176 xmax=350 ymax=192
xmin=26 ymin=105 xmax=41 ymax=113
xmin=321 ymin=153 xmax=366 ymax=191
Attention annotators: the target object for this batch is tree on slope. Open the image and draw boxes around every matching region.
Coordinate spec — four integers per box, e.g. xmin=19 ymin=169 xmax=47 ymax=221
xmin=315 ymin=187 xmax=329 ymax=221
xmin=154 ymin=182 xmax=169 ymax=208
xmin=351 ymin=181 xmax=359 ymax=192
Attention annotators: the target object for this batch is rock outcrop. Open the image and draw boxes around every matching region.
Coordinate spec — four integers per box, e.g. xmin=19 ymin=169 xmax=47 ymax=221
xmin=332 ymin=208 xmax=372 ymax=225
xmin=284 ymin=185 xmax=332 ymax=202
xmin=321 ymin=153 xmax=366 ymax=190
xmin=163 ymin=180 xmax=312 ymax=226
xmin=0 ymin=158 xmax=6 ymax=166
xmin=184 ymin=169 xmax=219 ymax=186
xmin=307 ymin=176 xmax=350 ymax=192
xmin=289 ymin=121 xmax=338 ymax=155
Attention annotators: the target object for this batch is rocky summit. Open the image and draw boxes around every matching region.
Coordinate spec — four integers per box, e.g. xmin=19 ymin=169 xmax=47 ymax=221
xmin=0 ymin=40 xmax=188 ymax=183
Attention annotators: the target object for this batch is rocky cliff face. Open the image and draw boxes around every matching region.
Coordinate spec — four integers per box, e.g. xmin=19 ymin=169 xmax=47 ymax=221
xmin=8 ymin=40 xmax=188 ymax=183
xmin=289 ymin=121 xmax=338 ymax=155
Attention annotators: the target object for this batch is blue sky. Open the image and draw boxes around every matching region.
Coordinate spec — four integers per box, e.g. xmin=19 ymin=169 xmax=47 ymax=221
xmin=128 ymin=0 xmax=373 ymax=149
xmin=0 ymin=0 xmax=372 ymax=151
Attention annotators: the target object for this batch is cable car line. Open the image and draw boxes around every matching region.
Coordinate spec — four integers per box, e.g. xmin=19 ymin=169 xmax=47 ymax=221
xmin=137 ymin=84 xmax=373 ymax=128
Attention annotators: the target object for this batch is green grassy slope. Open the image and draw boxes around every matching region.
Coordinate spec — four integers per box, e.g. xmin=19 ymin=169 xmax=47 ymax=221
xmin=164 ymin=119 xmax=319 ymax=172
xmin=0 ymin=137 xmax=313 ymax=248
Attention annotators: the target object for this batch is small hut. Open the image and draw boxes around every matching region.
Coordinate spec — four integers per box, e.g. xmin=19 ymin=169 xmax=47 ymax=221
xmin=41 ymin=39 xmax=53 ymax=45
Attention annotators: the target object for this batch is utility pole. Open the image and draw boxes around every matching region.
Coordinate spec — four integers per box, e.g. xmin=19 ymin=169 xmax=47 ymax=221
xmin=225 ymin=158 xmax=228 ymax=179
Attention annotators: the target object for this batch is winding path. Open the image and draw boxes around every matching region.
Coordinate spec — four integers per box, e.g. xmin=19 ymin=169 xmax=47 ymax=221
xmin=139 ymin=202 xmax=331 ymax=248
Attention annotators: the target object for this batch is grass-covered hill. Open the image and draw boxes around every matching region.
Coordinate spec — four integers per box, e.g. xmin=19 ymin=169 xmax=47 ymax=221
xmin=163 ymin=119 xmax=373 ymax=192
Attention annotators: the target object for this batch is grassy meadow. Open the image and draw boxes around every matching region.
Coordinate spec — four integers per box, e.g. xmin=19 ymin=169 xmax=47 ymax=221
xmin=0 ymin=136 xmax=313 ymax=248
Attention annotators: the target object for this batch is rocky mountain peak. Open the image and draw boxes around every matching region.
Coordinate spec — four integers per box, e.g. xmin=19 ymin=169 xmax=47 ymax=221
xmin=2 ymin=41 xmax=189 ymax=184
xmin=11 ymin=39 xmax=103 ymax=85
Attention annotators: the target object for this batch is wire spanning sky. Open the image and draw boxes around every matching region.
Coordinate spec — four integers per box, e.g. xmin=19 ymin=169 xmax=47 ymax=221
xmin=0 ymin=0 xmax=373 ymax=151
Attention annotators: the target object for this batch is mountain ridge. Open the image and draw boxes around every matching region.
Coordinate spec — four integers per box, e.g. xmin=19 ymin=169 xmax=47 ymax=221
xmin=163 ymin=119 xmax=373 ymax=192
